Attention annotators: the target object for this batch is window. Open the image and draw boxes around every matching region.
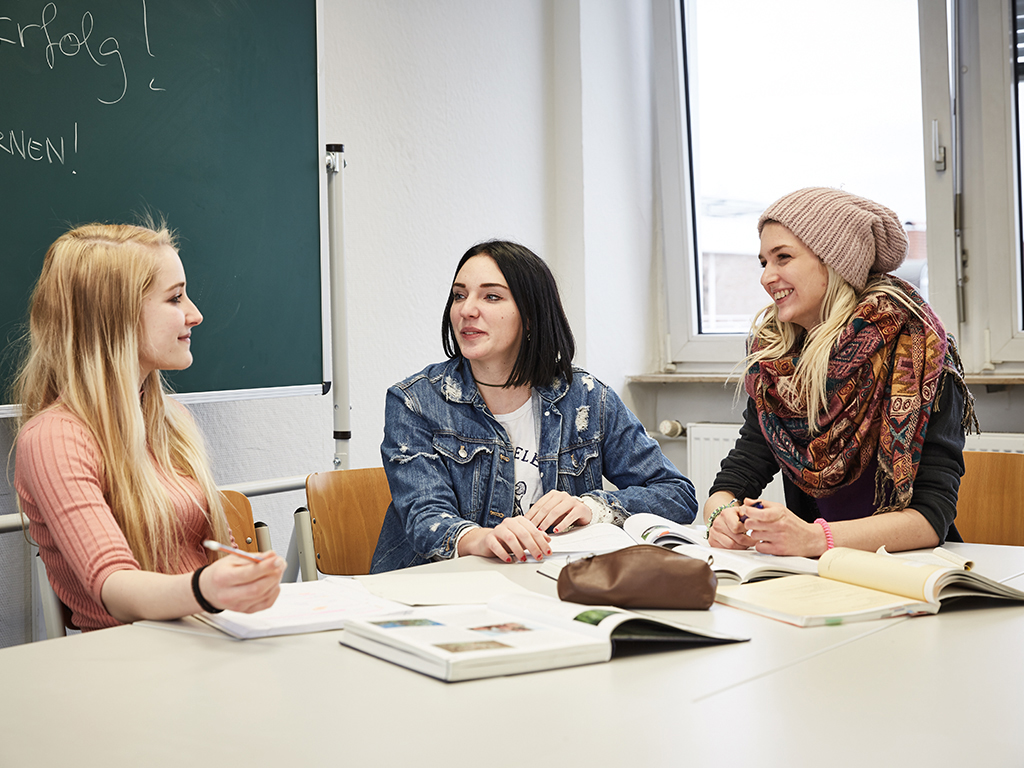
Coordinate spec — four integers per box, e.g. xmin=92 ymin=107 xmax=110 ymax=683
xmin=1014 ymin=0 xmax=1024 ymax=326
xmin=935 ymin=0 xmax=1024 ymax=372
xmin=654 ymin=0 xmax=937 ymax=369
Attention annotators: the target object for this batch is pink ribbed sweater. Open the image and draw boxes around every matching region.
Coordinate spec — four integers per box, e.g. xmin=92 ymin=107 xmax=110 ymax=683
xmin=14 ymin=408 xmax=212 ymax=631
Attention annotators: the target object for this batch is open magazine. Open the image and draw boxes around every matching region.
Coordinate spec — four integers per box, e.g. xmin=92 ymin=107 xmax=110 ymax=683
xmin=340 ymin=592 xmax=746 ymax=682
xmin=540 ymin=513 xmax=818 ymax=585
xmin=715 ymin=546 xmax=1024 ymax=627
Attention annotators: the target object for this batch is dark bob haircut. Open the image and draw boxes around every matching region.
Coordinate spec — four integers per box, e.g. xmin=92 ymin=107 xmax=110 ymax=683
xmin=441 ymin=240 xmax=575 ymax=388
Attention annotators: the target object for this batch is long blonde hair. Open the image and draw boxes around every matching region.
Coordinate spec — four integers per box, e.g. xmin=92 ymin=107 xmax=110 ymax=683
xmin=12 ymin=222 xmax=229 ymax=571
xmin=744 ymin=267 xmax=932 ymax=431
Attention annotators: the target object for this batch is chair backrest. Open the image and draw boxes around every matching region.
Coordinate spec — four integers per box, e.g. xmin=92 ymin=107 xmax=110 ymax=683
xmin=221 ymin=490 xmax=262 ymax=553
xmin=305 ymin=468 xmax=391 ymax=576
xmin=956 ymin=451 xmax=1024 ymax=546
xmin=34 ymin=552 xmax=70 ymax=640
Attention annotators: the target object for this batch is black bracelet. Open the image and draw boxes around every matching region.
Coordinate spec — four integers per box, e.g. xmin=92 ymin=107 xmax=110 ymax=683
xmin=191 ymin=564 xmax=223 ymax=614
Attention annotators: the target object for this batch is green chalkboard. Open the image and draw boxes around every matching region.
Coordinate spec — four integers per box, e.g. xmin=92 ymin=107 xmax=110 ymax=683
xmin=0 ymin=0 xmax=323 ymax=401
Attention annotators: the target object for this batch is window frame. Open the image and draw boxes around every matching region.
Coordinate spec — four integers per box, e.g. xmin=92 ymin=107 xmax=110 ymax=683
xmin=654 ymin=0 xmax=1024 ymax=376
xmin=917 ymin=0 xmax=960 ymax=339
xmin=951 ymin=0 xmax=1024 ymax=373
xmin=652 ymin=0 xmax=746 ymax=371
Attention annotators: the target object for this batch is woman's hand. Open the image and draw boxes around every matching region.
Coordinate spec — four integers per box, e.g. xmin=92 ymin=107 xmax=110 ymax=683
xmin=101 ymin=550 xmax=288 ymax=623
xmin=735 ymin=499 xmax=827 ymax=557
xmin=707 ymin=501 xmax=757 ymax=550
xmin=458 ymin=517 xmax=552 ymax=563
xmin=200 ymin=551 xmax=287 ymax=613
xmin=525 ymin=490 xmax=592 ymax=534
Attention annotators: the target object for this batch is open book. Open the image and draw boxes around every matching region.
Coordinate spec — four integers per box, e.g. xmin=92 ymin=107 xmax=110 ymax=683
xmin=670 ymin=545 xmax=818 ymax=585
xmin=623 ymin=513 xmax=820 ymax=583
xmin=543 ymin=513 xmax=705 ymax=557
xmin=540 ymin=513 xmax=818 ymax=585
xmin=715 ymin=546 xmax=1024 ymax=627
xmin=621 ymin=512 xmax=707 ymax=548
xmin=193 ymin=577 xmax=406 ymax=639
xmin=340 ymin=592 xmax=747 ymax=682
xmin=545 ymin=523 xmax=637 ymax=555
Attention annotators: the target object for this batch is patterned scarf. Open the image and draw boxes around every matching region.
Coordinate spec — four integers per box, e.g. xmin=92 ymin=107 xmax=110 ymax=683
xmin=745 ymin=276 xmax=973 ymax=513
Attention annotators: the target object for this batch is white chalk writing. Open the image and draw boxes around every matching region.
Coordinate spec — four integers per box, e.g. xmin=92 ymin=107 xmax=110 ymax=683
xmin=0 ymin=1 xmax=158 ymax=106
xmin=0 ymin=122 xmax=77 ymax=164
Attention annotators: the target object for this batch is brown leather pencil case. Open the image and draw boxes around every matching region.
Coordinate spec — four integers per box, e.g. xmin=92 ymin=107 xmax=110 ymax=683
xmin=557 ymin=544 xmax=717 ymax=610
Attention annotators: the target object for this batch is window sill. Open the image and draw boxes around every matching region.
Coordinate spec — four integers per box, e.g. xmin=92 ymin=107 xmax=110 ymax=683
xmin=627 ymin=373 xmax=734 ymax=384
xmin=628 ymin=373 xmax=1024 ymax=387
xmin=964 ymin=375 xmax=1024 ymax=388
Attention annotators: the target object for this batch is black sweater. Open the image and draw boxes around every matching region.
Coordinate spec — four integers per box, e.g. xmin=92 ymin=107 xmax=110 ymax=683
xmin=708 ymin=372 xmax=966 ymax=543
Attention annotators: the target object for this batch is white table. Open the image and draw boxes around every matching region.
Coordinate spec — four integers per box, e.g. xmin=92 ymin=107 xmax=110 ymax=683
xmin=1 ymin=543 xmax=1022 ymax=767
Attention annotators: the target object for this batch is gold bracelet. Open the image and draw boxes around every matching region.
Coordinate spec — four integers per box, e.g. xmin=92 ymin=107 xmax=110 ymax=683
xmin=705 ymin=499 xmax=738 ymax=539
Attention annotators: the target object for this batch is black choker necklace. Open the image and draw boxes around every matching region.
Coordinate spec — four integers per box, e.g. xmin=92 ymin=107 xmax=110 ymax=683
xmin=473 ymin=378 xmax=507 ymax=388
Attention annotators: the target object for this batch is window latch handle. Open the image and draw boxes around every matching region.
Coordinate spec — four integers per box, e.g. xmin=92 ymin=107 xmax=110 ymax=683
xmin=932 ymin=119 xmax=947 ymax=172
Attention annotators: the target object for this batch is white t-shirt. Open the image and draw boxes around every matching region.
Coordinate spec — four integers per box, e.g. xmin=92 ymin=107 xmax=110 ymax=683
xmin=450 ymin=390 xmax=620 ymax=558
xmin=493 ymin=392 xmax=543 ymax=516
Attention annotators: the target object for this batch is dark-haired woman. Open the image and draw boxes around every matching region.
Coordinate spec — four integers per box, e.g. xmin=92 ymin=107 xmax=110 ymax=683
xmin=371 ymin=241 xmax=697 ymax=572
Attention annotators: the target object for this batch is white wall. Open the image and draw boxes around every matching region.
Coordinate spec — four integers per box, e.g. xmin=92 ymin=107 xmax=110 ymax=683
xmin=579 ymin=1 xmax=661 ymax=385
xmin=323 ymin=0 xmax=555 ymax=470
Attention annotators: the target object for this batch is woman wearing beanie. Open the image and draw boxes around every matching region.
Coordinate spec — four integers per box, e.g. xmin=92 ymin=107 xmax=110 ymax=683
xmin=705 ymin=187 xmax=977 ymax=557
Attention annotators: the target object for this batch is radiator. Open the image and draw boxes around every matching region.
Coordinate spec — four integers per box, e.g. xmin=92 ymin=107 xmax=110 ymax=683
xmin=963 ymin=433 xmax=1024 ymax=453
xmin=684 ymin=423 xmax=1024 ymax=507
xmin=685 ymin=423 xmax=786 ymax=506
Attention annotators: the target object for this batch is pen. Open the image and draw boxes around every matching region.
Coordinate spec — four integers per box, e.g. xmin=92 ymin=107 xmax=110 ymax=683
xmin=203 ymin=539 xmax=265 ymax=563
xmin=738 ymin=501 xmax=763 ymax=525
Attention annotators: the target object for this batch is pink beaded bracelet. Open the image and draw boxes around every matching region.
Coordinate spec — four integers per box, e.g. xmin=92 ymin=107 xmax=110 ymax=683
xmin=814 ymin=518 xmax=835 ymax=550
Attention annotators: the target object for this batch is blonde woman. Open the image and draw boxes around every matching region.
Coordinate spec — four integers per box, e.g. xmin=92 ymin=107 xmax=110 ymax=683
xmin=705 ymin=188 xmax=977 ymax=557
xmin=13 ymin=222 xmax=285 ymax=631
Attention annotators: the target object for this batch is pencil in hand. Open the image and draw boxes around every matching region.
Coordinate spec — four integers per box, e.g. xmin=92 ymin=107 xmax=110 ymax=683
xmin=203 ymin=539 xmax=266 ymax=563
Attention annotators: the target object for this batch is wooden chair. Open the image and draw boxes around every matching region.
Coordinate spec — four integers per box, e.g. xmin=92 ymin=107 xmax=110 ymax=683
xmin=301 ymin=468 xmax=391 ymax=577
xmin=221 ymin=490 xmax=271 ymax=553
xmin=955 ymin=451 xmax=1024 ymax=546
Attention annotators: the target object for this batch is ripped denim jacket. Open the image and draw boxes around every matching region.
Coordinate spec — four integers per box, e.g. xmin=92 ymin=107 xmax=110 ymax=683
xmin=370 ymin=357 xmax=697 ymax=572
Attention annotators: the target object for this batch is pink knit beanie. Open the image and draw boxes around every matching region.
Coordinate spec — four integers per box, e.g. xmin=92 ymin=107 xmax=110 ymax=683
xmin=757 ymin=187 xmax=908 ymax=291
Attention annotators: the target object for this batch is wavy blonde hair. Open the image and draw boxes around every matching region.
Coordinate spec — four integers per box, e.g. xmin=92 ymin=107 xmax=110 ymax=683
xmin=744 ymin=267 xmax=932 ymax=432
xmin=12 ymin=222 xmax=229 ymax=571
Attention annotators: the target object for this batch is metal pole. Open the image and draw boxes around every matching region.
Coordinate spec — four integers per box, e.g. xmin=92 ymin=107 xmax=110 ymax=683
xmin=325 ymin=144 xmax=351 ymax=470
xmin=220 ymin=475 xmax=307 ymax=497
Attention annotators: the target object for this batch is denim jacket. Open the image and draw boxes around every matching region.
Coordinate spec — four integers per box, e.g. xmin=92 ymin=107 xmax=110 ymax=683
xmin=370 ymin=357 xmax=697 ymax=572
